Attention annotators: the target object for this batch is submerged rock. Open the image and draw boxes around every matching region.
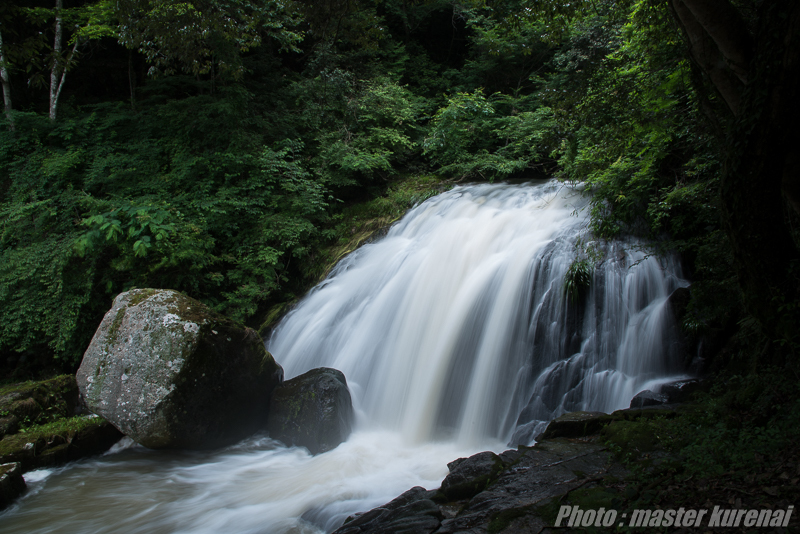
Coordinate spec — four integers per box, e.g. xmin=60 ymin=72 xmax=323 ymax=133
xmin=0 ymin=462 xmax=26 ymax=510
xmin=77 ymin=289 xmax=283 ymax=449
xmin=267 ymin=367 xmax=353 ymax=454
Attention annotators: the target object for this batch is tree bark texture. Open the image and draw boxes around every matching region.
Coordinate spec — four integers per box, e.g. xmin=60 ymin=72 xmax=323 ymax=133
xmin=49 ymin=0 xmax=64 ymax=121
xmin=0 ymin=27 xmax=13 ymax=129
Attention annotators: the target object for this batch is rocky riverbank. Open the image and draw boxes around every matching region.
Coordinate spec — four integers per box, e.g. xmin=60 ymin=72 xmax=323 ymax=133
xmin=332 ymin=409 xmax=671 ymax=534
xmin=0 ymin=375 xmax=123 ymax=509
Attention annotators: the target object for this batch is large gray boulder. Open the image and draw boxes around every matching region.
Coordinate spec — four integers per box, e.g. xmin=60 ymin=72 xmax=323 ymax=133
xmin=267 ymin=367 xmax=353 ymax=454
xmin=77 ymin=289 xmax=283 ymax=449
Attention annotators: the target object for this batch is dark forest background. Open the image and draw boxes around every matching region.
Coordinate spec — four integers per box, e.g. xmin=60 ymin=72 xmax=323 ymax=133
xmin=0 ymin=0 xmax=797 ymax=380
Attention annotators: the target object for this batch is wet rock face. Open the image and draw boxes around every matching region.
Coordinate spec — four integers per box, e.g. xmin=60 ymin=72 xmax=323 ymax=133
xmin=537 ymin=411 xmax=613 ymax=441
xmin=333 ymin=439 xmax=624 ymax=534
xmin=630 ymin=390 xmax=669 ymax=408
xmin=440 ymin=451 xmax=503 ymax=501
xmin=0 ymin=462 xmax=26 ymax=510
xmin=335 ymin=486 xmax=443 ymax=534
xmin=77 ymin=289 xmax=283 ymax=449
xmin=267 ymin=367 xmax=353 ymax=455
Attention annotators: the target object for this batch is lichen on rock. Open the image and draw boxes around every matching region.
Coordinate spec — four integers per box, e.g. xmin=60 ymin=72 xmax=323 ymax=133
xmin=77 ymin=289 xmax=284 ymax=449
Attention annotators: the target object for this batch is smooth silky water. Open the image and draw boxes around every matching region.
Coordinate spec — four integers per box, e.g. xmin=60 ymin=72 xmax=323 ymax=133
xmin=0 ymin=180 xmax=690 ymax=533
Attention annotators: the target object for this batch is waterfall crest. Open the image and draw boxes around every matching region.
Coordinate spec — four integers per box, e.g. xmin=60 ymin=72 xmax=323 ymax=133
xmin=269 ymin=179 xmax=689 ymax=446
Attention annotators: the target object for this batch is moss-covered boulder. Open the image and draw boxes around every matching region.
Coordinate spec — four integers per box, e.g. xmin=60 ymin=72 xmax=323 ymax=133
xmin=0 ymin=415 xmax=123 ymax=472
xmin=267 ymin=367 xmax=353 ymax=454
xmin=76 ymin=289 xmax=284 ymax=449
xmin=0 ymin=375 xmax=80 ymax=440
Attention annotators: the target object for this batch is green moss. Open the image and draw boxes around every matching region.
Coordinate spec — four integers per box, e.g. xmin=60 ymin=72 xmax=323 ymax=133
xmin=488 ymin=504 xmax=538 ymax=534
xmin=567 ymin=486 xmax=622 ymax=510
xmin=107 ymin=308 xmax=126 ymax=346
xmin=19 ymin=415 xmax=100 ymax=436
xmin=0 ymin=415 xmax=102 ymax=457
xmin=258 ymin=301 xmax=297 ymax=336
xmin=601 ymin=418 xmax=668 ymax=465
xmin=0 ymin=375 xmax=77 ymax=427
xmin=126 ymin=288 xmax=158 ymax=307
xmin=305 ymin=174 xmax=450 ymax=283
xmin=254 ymin=174 xmax=450 ymax=333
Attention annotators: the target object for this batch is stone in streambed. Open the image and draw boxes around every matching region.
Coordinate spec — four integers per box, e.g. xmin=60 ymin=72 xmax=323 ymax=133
xmin=336 ymin=486 xmax=442 ymax=534
xmin=630 ymin=390 xmax=669 ymax=408
xmin=440 ymin=451 xmax=504 ymax=501
xmin=77 ymin=289 xmax=283 ymax=449
xmin=267 ymin=367 xmax=353 ymax=455
xmin=0 ymin=462 xmax=26 ymax=510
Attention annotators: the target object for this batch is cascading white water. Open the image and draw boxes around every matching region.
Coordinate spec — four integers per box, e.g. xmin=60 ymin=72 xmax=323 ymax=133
xmin=269 ymin=179 xmax=689 ymax=446
xmin=1 ymin=180 xmax=689 ymax=534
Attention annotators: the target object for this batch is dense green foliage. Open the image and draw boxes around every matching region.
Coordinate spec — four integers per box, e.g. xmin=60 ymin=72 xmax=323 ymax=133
xmin=0 ymin=0 xmax=796 ymax=377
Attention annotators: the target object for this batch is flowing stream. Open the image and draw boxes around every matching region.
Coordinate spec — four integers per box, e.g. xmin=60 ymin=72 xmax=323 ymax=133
xmin=1 ymin=180 xmax=689 ymax=533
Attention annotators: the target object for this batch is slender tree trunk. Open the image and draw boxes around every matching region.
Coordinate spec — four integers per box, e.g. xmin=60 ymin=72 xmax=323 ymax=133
xmin=0 ymin=26 xmax=13 ymax=130
xmin=128 ymin=49 xmax=136 ymax=110
xmin=49 ymin=0 xmax=64 ymax=121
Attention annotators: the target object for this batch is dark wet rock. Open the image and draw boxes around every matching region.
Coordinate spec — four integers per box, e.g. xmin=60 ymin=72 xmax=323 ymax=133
xmin=0 ymin=415 xmax=122 ymax=472
xmin=537 ymin=411 xmax=614 ymax=440
xmin=77 ymin=289 xmax=283 ymax=450
xmin=659 ymin=379 xmax=703 ymax=403
xmin=612 ymin=404 xmax=680 ymax=421
xmin=336 ymin=486 xmax=443 ymax=534
xmin=440 ymin=451 xmax=503 ymax=501
xmin=332 ymin=435 xmax=625 ymax=534
xmin=267 ymin=367 xmax=353 ymax=455
xmin=0 ymin=462 xmax=26 ymax=510
xmin=630 ymin=390 xmax=668 ymax=408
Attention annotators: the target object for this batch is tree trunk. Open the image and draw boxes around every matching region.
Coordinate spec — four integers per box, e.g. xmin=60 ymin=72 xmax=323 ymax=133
xmin=48 ymin=0 xmax=79 ymax=122
xmin=49 ymin=0 xmax=64 ymax=121
xmin=128 ymin=49 xmax=136 ymax=110
xmin=672 ymin=0 xmax=744 ymax=115
xmin=672 ymin=0 xmax=800 ymax=348
xmin=0 ymin=26 xmax=13 ymax=130
xmin=717 ymin=0 xmax=800 ymax=346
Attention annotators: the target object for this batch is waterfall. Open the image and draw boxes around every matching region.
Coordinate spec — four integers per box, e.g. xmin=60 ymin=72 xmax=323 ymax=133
xmin=269 ymin=179 xmax=689 ymax=446
xmin=1 ymin=180 xmax=690 ymax=534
